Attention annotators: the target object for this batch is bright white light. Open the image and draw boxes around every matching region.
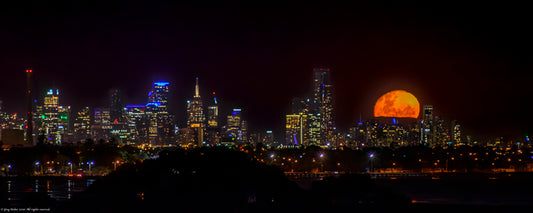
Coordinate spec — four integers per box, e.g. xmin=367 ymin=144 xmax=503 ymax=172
xmin=369 ymin=153 xmax=374 ymax=158
xmin=320 ymin=153 xmax=324 ymax=158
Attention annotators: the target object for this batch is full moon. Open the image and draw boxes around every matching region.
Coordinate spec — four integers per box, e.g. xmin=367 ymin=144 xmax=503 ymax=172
xmin=374 ymin=90 xmax=420 ymax=119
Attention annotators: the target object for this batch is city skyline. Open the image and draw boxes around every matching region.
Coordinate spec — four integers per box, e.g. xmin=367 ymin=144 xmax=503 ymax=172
xmin=0 ymin=67 xmax=526 ymax=148
xmin=0 ymin=2 xmax=530 ymax=140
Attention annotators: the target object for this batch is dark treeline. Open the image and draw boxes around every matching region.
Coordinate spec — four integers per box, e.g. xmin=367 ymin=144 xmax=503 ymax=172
xmin=2 ymin=143 xmax=532 ymax=177
xmin=56 ymin=147 xmax=410 ymax=213
xmin=0 ymin=140 xmax=147 ymax=176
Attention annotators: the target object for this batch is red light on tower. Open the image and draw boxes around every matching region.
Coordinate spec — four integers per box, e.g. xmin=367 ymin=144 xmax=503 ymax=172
xmin=212 ymin=92 xmax=216 ymax=95
xmin=26 ymin=69 xmax=32 ymax=73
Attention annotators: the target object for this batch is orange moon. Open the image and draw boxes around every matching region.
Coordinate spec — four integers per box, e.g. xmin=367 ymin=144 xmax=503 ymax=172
xmin=374 ymin=90 xmax=420 ymax=118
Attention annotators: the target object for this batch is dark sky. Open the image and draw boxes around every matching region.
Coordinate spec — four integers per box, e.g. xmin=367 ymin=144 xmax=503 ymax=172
xmin=0 ymin=1 xmax=531 ymax=140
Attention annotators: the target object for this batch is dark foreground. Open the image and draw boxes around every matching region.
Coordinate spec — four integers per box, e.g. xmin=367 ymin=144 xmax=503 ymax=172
xmin=2 ymin=148 xmax=532 ymax=213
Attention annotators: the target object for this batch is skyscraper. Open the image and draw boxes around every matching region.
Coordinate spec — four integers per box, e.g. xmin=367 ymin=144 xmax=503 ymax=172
xmin=73 ymin=106 xmax=91 ymax=142
xmin=125 ymin=105 xmax=147 ymax=144
xmin=148 ymin=82 xmax=170 ymax=113
xmin=226 ymin=108 xmax=247 ymax=142
xmin=36 ymin=89 xmax=68 ymax=144
xmin=186 ymin=78 xmax=206 ymax=146
xmin=420 ymin=105 xmax=434 ymax=146
xmin=451 ymin=120 xmax=462 ymax=145
xmin=285 ymin=113 xmax=309 ymax=146
xmin=146 ymin=81 xmax=175 ymax=145
xmin=110 ymin=89 xmax=125 ymax=123
xmin=92 ymin=108 xmax=111 ymax=141
xmin=311 ymin=67 xmax=335 ymax=146
xmin=206 ymin=92 xmax=220 ymax=145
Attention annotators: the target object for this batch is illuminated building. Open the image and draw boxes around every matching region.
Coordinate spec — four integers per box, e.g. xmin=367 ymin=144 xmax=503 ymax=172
xmin=207 ymin=92 xmax=219 ymax=127
xmin=177 ymin=127 xmax=195 ymax=146
xmin=285 ymin=113 xmax=309 ymax=146
xmin=264 ymin=130 xmax=275 ymax=147
xmin=451 ymin=120 xmax=462 ymax=145
xmin=206 ymin=92 xmax=221 ymax=145
xmin=92 ymin=108 xmax=111 ymax=141
xmin=108 ymin=89 xmax=131 ymax=144
xmin=58 ymin=105 xmax=71 ymax=141
xmin=35 ymin=89 xmax=69 ymax=144
xmin=311 ymin=67 xmax=335 ymax=146
xmin=156 ymin=113 xmax=176 ymax=145
xmin=434 ymin=116 xmax=449 ymax=146
xmin=420 ymin=105 xmax=434 ymax=146
xmin=226 ymin=108 xmax=247 ymax=143
xmin=148 ymin=81 xmax=169 ymax=113
xmin=186 ymin=78 xmax=206 ymax=146
xmin=146 ymin=81 xmax=176 ymax=145
xmin=125 ymin=105 xmax=147 ymax=144
xmin=307 ymin=113 xmax=321 ymax=146
xmin=110 ymin=89 xmax=125 ymax=123
xmin=73 ymin=106 xmax=91 ymax=141
xmin=240 ymin=120 xmax=248 ymax=143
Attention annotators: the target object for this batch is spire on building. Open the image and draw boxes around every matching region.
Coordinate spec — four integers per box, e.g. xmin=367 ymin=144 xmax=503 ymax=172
xmin=194 ymin=77 xmax=200 ymax=98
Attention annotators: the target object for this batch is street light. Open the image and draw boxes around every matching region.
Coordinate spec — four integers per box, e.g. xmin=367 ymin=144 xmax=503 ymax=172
xmin=68 ymin=162 xmax=72 ymax=174
xmin=88 ymin=161 xmax=94 ymax=173
xmin=369 ymin=153 xmax=374 ymax=173
xmin=35 ymin=161 xmax=41 ymax=175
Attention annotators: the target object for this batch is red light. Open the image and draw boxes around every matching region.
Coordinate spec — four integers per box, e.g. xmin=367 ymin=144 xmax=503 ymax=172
xmin=26 ymin=69 xmax=32 ymax=73
xmin=212 ymin=92 xmax=216 ymax=95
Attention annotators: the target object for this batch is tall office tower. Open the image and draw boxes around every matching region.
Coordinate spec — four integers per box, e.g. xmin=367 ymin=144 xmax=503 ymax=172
xmin=240 ymin=120 xmax=248 ymax=143
xmin=420 ymin=105 xmax=434 ymax=146
xmin=226 ymin=108 xmax=243 ymax=141
xmin=156 ymin=113 xmax=175 ymax=145
xmin=58 ymin=105 xmax=71 ymax=141
xmin=73 ymin=106 xmax=91 ymax=141
xmin=110 ymin=89 xmax=125 ymax=123
xmin=349 ymin=123 xmax=366 ymax=147
xmin=186 ymin=78 xmax=206 ymax=146
xmin=207 ymin=92 xmax=219 ymax=127
xmin=307 ymin=113 xmax=321 ymax=146
xmin=285 ymin=113 xmax=309 ymax=146
xmin=35 ymin=89 xmax=68 ymax=144
xmin=125 ymin=105 xmax=147 ymax=144
xmin=92 ymin=108 xmax=111 ymax=141
xmin=206 ymin=92 xmax=220 ymax=145
xmin=148 ymin=82 xmax=170 ymax=113
xmin=25 ymin=69 xmax=33 ymax=145
xmin=108 ymin=89 xmax=130 ymax=144
xmin=434 ymin=116 xmax=449 ymax=146
xmin=146 ymin=81 xmax=175 ymax=145
xmin=311 ymin=67 xmax=335 ymax=145
xmin=264 ymin=130 xmax=276 ymax=146
xmin=451 ymin=120 xmax=462 ymax=145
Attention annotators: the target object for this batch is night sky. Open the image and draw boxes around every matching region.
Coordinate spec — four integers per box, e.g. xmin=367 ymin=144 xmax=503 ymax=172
xmin=0 ymin=1 xmax=531 ymax=140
